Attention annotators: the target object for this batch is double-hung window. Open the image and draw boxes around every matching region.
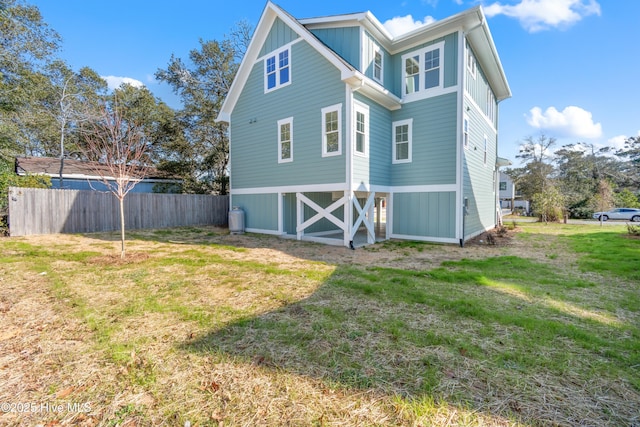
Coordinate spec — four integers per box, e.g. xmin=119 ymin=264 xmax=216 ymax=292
xmin=373 ymin=48 xmax=383 ymax=83
xmin=278 ymin=117 xmax=293 ymax=163
xmin=265 ymin=46 xmax=291 ymax=92
xmin=392 ymin=119 xmax=412 ymax=164
xmin=401 ymin=41 xmax=444 ymax=100
xmin=483 ymin=135 xmax=488 ymax=166
xmin=322 ymin=104 xmax=342 ymax=157
xmin=354 ymin=103 xmax=369 ymax=156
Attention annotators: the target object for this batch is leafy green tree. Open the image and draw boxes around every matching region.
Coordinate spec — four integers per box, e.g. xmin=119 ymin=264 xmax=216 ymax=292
xmin=156 ymin=23 xmax=250 ymax=194
xmin=614 ymin=188 xmax=640 ymax=208
xmin=0 ymin=0 xmax=61 ymax=161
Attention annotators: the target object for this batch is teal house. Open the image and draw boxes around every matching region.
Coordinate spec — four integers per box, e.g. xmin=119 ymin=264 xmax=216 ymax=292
xmin=217 ymin=2 xmax=511 ymax=247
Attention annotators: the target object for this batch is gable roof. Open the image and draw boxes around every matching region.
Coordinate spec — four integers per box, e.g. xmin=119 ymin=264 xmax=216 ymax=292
xmin=217 ymin=2 xmax=510 ymax=122
xmin=217 ymin=1 xmax=402 ymax=121
xmin=15 ymin=157 xmax=177 ymax=181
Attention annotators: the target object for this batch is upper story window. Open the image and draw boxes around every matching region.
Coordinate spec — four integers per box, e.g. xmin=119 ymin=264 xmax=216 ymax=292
xmin=373 ymin=48 xmax=383 ymax=83
xmin=486 ymin=88 xmax=496 ymax=123
xmin=401 ymin=41 xmax=444 ymax=100
xmin=466 ymin=44 xmax=476 ymax=79
xmin=392 ymin=119 xmax=412 ymax=164
xmin=321 ymin=104 xmax=342 ymax=157
xmin=483 ymin=135 xmax=488 ymax=166
xmin=354 ymin=102 xmax=369 ymax=156
xmin=265 ymin=46 xmax=291 ymax=93
xmin=278 ymin=117 xmax=293 ymax=163
xmin=463 ymin=115 xmax=470 ymax=150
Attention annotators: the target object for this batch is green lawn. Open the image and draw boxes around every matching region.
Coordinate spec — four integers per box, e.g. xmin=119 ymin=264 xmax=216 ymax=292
xmin=0 ymin=223 xmax=638 ymax=426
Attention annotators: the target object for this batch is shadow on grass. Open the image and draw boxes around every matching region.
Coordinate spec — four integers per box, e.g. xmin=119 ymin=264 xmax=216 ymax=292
xmin=180 ymin=255 xmax=640 ymax=425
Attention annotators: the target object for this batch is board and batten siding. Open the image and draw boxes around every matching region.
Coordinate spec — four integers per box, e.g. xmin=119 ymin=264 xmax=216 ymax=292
xmin=232 ymin=193 xmax=279 ymax=232
xmin=390 ymin=92 xmax=458 ymax=187
xmin=352 ymin=93 xmax=392 ymax=188
xmin=464 ymin=42 xmax=498 ymax=129
xmin=259 ymin=17 xmax=300 ymax=57
xmin=462 ymin=98 xmax=497 ymax=238
xmin=309 ymin=27 xmax=361 ymax=69
xmin=231 ymin=40 xmax=347 ymax=190
xmin=389 ymin=32 xmax=458 ymax=98
xmin=392 ymin=191 xmax=456 ymax=238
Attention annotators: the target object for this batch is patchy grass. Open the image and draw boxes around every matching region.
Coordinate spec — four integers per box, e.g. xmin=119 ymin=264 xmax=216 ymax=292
xmin=0 ymin=224 xmax=638 ymax=426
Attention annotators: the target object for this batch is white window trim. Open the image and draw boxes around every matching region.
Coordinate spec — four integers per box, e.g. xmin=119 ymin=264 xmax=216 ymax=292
xmin=401 ymin=41 xmax=445 ymax=103
xmin=466 ymin=43 xmax=477 ymax=80
xmin=463 ymin=114 xmax=470 ymax=150
xmin=277 ymin=117 xmax=293 ymax=163
xmin=321 ymin=103 xmax=342 ymax=157
xmin=354 ymin=102 xmax=369 ymax=157
xmin=373 ymin=46 xmax=383 ymax=84
xmin=483 ymin=134 xmax=488 ymax=166
xmin=264 ymin=45 xmax=291 ymax=94
xmin=486 ymin=88 xmax=496 ymax=123
xmin=392 ymin=118 xmax=413 ymax=164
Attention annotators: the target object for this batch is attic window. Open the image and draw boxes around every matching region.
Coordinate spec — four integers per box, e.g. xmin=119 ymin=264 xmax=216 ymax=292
xmin=265 ymin=46 xmax=291 ymax=93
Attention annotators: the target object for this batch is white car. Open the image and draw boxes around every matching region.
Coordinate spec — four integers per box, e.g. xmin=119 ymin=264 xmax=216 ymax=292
xmin=592 ymin=208 xmax=640 ymax=222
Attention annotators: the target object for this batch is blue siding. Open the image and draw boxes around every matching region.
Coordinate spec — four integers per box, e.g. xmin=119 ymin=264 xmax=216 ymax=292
xmin=232 ymin=193 xmax=279 ymax=231
xmin=259 ymin=18 xmax=300 ymax=56
xmin=462 ymin=99 xmax=497 ymax=238
xmin=393 ymin=191 xmax=456 ymax=238
xmin=352 ymin=93 xmax=391 ymax=188
xmin=465 ymin=41 xmax=497 ymax=128
xmin=390 ymin=92 xmax=458 ymax=186
xmin=232 ymin=40 xmax=347 ymax=189
xmin=310 ymin=27 xmax=361 ymax=68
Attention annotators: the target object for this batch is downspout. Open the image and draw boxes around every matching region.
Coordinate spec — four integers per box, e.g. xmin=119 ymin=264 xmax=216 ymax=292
xmin=458 ymin=29 xmax=467 ymax=247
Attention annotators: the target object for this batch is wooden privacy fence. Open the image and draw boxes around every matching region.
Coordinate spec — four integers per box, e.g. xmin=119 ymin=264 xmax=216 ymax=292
xmin=7 ymin=187 xmax=229 ymax=236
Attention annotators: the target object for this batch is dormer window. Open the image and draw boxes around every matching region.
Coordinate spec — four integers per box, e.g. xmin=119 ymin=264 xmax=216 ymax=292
xmin=265 ymin=46 xmax=291 ymax=93
xmin=401 ymin=41 xmax=444 ymax=100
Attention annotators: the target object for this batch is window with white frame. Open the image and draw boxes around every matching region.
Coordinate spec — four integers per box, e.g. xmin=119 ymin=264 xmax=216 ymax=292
xmin=466 ymin=43 xmax=476 ymax=79
xmin=373 ymin=48 xmax=383 ymax=83
xmin=354 ymin=103 xmax=369 ymax=156
xmin=402 ymin=42 xmax=444 ymax=99
xmin=483 ymin=135 xmax=488 ymax=166
xmin=392 ymin=119 xmax=412 ymax=164
xmin=265 ymin=46 xmax=291 ymax=92
xmin=278 ymin=117 xmax=293 ymax=163
xmin=486 ymin=88 xmax=496 ymax=123
xmin=322 ymin=104 xmax=342 ymax=157
xmin=463 ymin=115 xmax=470 ymax=149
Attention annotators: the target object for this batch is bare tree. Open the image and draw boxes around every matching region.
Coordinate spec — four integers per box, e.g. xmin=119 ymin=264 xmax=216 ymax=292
xmin=81 ymin=99 xmax=149 ymax=258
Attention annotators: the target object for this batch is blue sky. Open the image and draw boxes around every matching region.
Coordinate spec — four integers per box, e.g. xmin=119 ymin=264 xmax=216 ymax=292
xmin=31 ymin=0 xmax=639 ymax=163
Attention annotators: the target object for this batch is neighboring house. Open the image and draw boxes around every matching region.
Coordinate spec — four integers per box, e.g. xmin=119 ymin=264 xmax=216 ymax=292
xmin=15 ymin=157 xmax=181 ymax=193
xmin=498 ymin=172 xmax=529 ymax=214
xmin=217 ymin=2 xmax=511 ymax=247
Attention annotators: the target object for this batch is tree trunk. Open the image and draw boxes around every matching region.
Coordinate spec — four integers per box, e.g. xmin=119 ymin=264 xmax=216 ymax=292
xmin=119 ymin=196 xmax=126 ymax=259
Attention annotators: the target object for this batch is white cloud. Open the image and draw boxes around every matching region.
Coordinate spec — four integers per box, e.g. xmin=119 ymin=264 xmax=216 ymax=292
xmin=102 ymin=75 xmax=145 ymax=90
xmin=606 ymin=135 xmax=628 ymax=152
xmin=383 ymin=15 xmax=437 ymax=38
xmin=526 ymin=105 xmax=602 ymax=139
xmin=484 ymin=0 xmax=601 ymax=32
